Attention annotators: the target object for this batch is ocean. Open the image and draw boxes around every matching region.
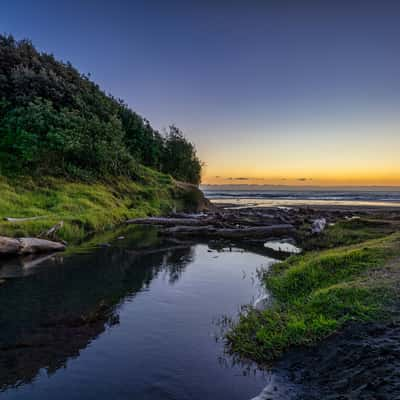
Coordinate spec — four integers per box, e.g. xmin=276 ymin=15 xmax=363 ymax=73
xmin=201 ymin=188 xmax=400 ymax=207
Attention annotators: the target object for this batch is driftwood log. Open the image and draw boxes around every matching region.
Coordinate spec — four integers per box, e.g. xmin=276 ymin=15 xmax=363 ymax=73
xmin=126 ymin=217 xmax=213 ymax=226
xmin=162 ymin=224 xmax=295 ymax=239
xmin=125 ymin=205 xmax=343 ymax=245
xmin=0 ymin=236 xmax=65 ymax=256
xmin=4 ymin=216 xmax=46 ymax=222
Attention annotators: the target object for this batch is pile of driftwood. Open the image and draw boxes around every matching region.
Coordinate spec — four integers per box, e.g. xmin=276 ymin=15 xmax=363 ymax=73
xmin=126 ymin=207 xmax=338 ymax=243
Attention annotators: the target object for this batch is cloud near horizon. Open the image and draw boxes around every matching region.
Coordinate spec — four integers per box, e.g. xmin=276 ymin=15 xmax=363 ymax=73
xmin=215 ymin=176 xmax=265 ymax=181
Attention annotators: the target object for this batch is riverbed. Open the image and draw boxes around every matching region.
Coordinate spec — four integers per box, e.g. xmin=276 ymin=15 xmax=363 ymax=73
xmin=0 ymin=226 xmax=279 ymax=400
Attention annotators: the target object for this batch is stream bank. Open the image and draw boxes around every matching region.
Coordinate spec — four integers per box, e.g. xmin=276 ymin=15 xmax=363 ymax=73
xmin=0 ymin=174 xmax=211 ymax=245
xmin=220 ymin=206 xmax=400 ymax=399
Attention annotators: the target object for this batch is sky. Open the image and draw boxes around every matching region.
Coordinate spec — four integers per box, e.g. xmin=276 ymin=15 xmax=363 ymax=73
xmin=2 ymin=0 xmax=400 ymax=186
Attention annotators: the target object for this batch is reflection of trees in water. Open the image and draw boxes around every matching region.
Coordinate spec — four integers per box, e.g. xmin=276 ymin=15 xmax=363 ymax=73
xmin=162 ymin=248 xmax=194 ymax=284
xmin=0 ymin=240 xmax=193 ymax=391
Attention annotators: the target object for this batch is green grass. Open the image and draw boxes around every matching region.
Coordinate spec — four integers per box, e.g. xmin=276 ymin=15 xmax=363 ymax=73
xmin=0 ymin=167 xmax=192 ymax=243
xmin=226 ymin=233 xmax=400 ymax=363
xmin=300 ymin=217 xmax=397 ymax=250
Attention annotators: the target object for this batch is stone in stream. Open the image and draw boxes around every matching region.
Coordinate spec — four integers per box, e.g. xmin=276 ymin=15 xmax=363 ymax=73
xmin=311 ymin=218 xmax=327 ymax=234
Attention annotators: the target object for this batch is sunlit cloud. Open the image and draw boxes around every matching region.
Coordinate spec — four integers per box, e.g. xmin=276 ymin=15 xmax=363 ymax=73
xmin=297 ymin=178 xmax=312 ymax=182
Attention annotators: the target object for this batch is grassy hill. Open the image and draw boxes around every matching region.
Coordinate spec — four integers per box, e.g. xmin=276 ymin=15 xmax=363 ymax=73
xmin=0 ymin=167 xmax=206 ymax=243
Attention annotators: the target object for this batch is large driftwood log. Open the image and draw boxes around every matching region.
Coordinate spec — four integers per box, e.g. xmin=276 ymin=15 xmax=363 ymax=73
xmin=162 ymin=224 xmax=295 ymax=239
xmin=19 ymin=238 xmax=66 ymax=254
xmin=0 ymin=237 xmax=20 ymax=255
xmin=127 ymin=215 xmax=286 ymax=228
xmin=169 ymin=212 xmax=209 ymax=219
xmin=0 ymin=236 xmax=65 ymax=256
xmin=126 ymin=217 xmax=213 ymax=226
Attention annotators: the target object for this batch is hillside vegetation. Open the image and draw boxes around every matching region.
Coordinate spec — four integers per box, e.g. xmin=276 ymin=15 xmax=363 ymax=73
xmin=0 ymin=35 xmax=205 ymax=241
xmin=0 ymin=34 xmax=201 ymax=184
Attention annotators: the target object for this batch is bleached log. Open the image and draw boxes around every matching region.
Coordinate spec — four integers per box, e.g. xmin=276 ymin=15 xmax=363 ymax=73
xmin=0 ymin=236 xmax=65 ymax=256
xmin=4 ymin=216 xmax=46 ymax=222
xmin=0 ymin=237 xmax=20 ymax=255
xmin=18 ymin=238 xmax=66 ymax=254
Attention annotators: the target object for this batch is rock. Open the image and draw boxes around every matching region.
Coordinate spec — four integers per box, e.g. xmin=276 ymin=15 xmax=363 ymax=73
xmin=174 ymin=181 xmax=217 ymax=212
xmin=311 ymin=218 xmax=327 ymax=234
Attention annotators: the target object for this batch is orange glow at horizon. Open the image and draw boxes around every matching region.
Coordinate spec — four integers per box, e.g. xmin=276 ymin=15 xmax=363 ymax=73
xmin=202 ymin=174 xmax=400 ymax=186
xmin=200 ymin=157 xmax=400 ymax=186
xmin=196 ymin=118 xmax=400 ymax=187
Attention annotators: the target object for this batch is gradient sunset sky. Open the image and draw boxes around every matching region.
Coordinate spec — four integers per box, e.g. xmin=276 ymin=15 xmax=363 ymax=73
xmin=2 ymin=1 xmax=400 ymax=186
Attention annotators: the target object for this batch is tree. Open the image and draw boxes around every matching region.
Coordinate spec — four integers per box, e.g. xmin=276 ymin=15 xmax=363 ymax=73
xmin=162 ymin=125 xmax=202 ymax=185
xmin=0 ymin=34 xmax=202 ymax=182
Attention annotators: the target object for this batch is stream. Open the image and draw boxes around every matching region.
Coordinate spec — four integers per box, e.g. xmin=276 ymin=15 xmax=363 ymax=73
xmin=0 ymin=226 xmax=285 ymax=400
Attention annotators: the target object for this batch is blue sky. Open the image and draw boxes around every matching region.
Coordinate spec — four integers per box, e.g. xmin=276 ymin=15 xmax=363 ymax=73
xmin=2 ymin=0 xmax=400 ymax=184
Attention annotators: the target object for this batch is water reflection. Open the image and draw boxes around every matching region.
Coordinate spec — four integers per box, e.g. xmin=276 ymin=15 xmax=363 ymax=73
xmin=0 ymin=227 xmax=193 ymax=391
xmin=0 ymin=226 xmax=275 ymax=400
xmin=0 ymin=253 xmax=63 ymax=279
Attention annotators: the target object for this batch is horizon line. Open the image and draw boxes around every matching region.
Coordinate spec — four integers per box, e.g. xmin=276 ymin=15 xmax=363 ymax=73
xmin=200 ymin=184 xmax=400 ymax=190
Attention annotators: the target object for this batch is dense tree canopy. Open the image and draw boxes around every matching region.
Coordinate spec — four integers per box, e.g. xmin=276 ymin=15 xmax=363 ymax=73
xmin=0 ymin=34 xmax=202 ymax=184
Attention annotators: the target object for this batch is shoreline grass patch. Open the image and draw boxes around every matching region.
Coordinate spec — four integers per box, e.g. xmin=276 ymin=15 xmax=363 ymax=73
xmin=226 ymin=233 xmax=400 ymax=364
xmin=300 ymin=217 xmax=397 ymax=250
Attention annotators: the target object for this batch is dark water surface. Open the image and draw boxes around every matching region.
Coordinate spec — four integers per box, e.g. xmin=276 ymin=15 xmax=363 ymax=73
xmin=0 ymin=227 xmax=276 ymax=400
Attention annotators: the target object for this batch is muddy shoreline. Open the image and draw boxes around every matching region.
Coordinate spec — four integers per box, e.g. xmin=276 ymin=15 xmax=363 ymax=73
xmin=259 ymin=317 xmax=400 ymax=400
